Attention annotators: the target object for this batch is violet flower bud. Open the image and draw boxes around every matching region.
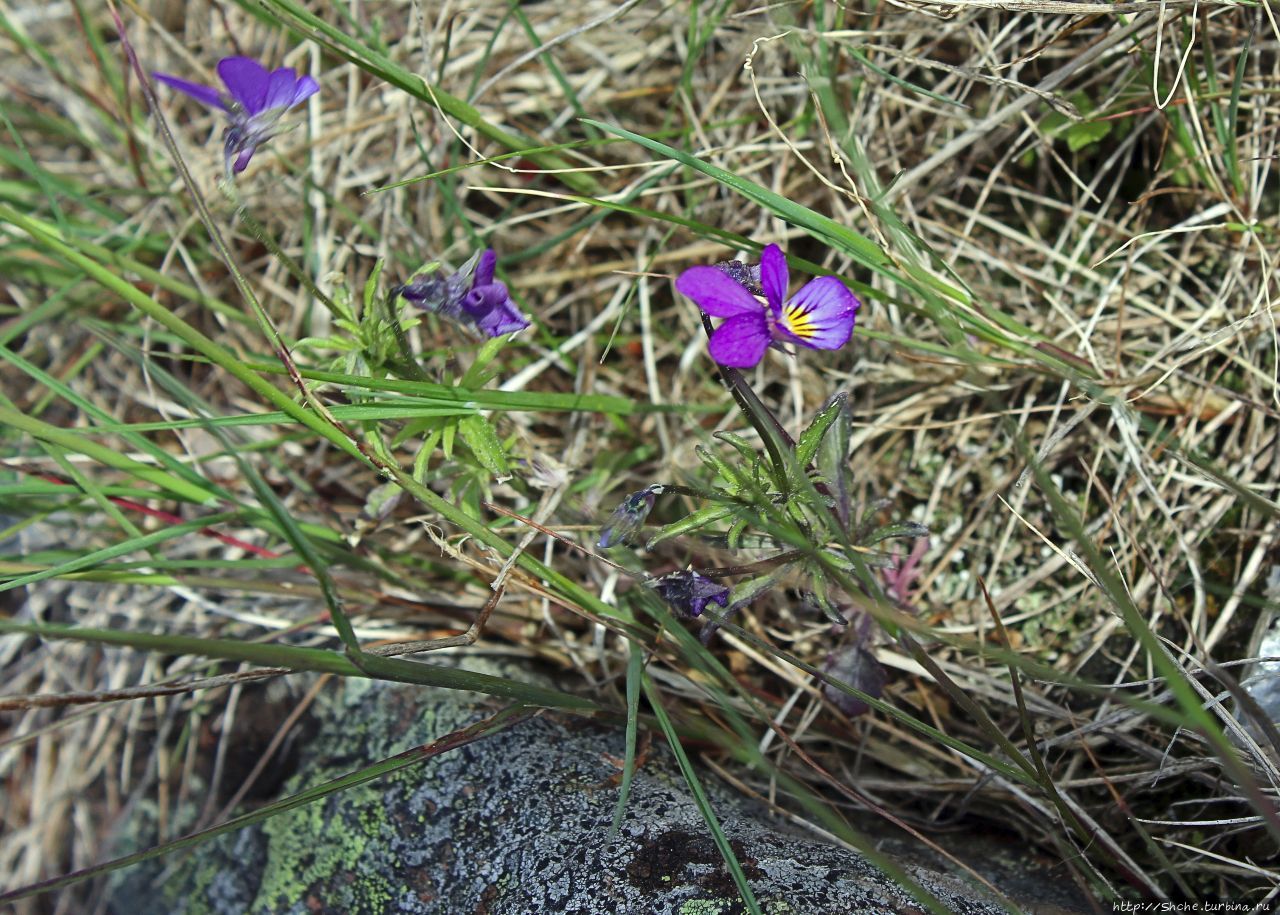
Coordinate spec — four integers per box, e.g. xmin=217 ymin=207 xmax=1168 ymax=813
xmin=597 ymin=484 xmax=663 ymax=549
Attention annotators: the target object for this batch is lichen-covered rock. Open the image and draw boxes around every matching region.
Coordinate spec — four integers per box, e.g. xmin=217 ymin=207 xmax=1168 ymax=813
xmin=106 ymin=664 xmax=1047 ymax=914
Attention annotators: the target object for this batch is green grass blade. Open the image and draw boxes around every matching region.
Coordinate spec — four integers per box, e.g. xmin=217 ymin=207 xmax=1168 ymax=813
xmin=0 ymin=617 xmax=598 ymax=710
xmin=642 ymin=673 xmax=763 ymax=915
xmin=0 ymin=404 xmax=221 ymax=506
xmin=608 ymin=640 xmax=645 ymax=838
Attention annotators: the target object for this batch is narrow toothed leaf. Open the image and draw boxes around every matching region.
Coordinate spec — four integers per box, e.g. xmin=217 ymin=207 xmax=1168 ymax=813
xmin=864 ymin=520 xmax=930 ymax=547
xmin=645 ymin=502 xmax=736 ymax=549
xmin=796 ymin=391 xmax=848 ymax=470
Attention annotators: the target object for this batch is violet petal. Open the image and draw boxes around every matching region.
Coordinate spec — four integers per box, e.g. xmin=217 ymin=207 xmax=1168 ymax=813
xmin=473 ymin=249 xmax=498 ymax=288
xmin=708 ymin=313 xmax=771 ymax=367
xmin=473 ymin=298 xmax=530 ymax=336
xmin=217 ymin=56 xmax=270 ymax=113
xmin=776 ymin=276 xmax=859 ymax=350
xmin=759 ymin=243 xmax=789 ymax=316
xmin=676 ymin=265 xmax=764 ymax=318
xmin=651 ymin=571 xmax=730 ymax=618
xmin=153 ymin=72 xmax=225 ymax=110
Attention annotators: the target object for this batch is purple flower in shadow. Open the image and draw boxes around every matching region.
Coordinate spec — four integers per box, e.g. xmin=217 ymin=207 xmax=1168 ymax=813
xmin=676 ymin=244 xmax=860 ymax=368
xmin=396 ymin=249 xmax=530 ymax=338
xmin=821 ymin=643 xmax=888 ymax=718
xmin=155 ymin=56 xmax=318 ymax=174
xmin=650 ymin=570 xmax=730 ymax=619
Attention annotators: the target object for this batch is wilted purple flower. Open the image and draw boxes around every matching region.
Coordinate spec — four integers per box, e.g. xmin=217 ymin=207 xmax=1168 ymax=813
xmin=154 ymin=56 xmax=318 ymax=175
xmin=597 ymin=484 xmax=663 ymax=548
xmin=396 ymin=249 xmax=530 ymax=338
xmin=394 ymin=262 xmax=472 ymax=318
xmin=676 ymin=244 xmax=860 ymax=368
xmin=650 ymin=570 xmax=730 ymax=618
xmin=821 ymin=643 xmax=888 ymax=717
xmin=714 ymin=259 xmax=763 ymax=297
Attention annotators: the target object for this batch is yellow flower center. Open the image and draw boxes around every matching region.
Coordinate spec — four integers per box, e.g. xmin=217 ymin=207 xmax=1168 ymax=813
xmin=782 ymin=302 xmax=817 ymax=339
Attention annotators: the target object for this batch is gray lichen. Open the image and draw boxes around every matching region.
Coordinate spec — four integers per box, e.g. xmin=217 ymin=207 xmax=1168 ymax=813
xmin=107 ymin=661 xmax=1063 ymax=914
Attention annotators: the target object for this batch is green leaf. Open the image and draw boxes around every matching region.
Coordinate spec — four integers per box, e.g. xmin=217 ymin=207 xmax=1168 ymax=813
xmin=695 ymin=444 xmax=752 ymax=495
xmin=646 ymin=503 xmax=736 ymax=549
xmin=362 ymin=257 xmax=385 ymax=317
xmin=458 ymin=414 xmax=508 ymax=475
xmin=1065 ymin=119 xmax=1112 ymax=153
xmin=460 ymin=336 xmax=508 ymax=389
xmin=817 ymin=391 xmax=853 ymax=526
xmin=864 ymin=521 xmax=930 ymax=547
xmin=795 ymin=391 xmax=847 ymax=469
xmin=728 ymin=575 xmax=779 ymax=608
xmin=712 ymin=431 xmax=760 ymax=466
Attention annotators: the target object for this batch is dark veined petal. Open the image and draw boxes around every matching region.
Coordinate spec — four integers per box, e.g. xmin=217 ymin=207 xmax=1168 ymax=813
xmin=217 ymin=56 xmax=271 ymax=113
xmin=777 ymin=276 xmax=859 ymax=350
xmin=675 ymin=266 xmax=763 ymax=318
xmin=759 ymin=243 xmax=789 ymax=315
xmin=708 ymin=313 xmax=771 ymax=367
xmin=153 ymin=73 xmax=225 ymax=110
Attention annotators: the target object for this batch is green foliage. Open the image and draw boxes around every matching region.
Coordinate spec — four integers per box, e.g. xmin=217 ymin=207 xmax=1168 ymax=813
xmin=294 ymin=259 xmax=417 ymax=376
xmin=1019 ymin=91 xmax=1129 ymax=168
xmin=4 ymin=2 xmax=1275 ymax=908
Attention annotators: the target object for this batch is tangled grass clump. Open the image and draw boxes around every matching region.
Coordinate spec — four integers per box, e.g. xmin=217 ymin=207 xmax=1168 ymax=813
xmin=2 ymin=0 xmax=1279 ymax=910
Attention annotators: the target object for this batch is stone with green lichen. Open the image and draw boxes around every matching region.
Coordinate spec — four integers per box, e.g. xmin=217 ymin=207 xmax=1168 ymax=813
xmin=107 ymin=659 xmax=1079 ymax=914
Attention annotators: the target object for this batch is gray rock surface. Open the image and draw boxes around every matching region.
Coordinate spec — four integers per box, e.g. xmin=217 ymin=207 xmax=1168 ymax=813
xmin=107 ymin=661 xmax=1073 ymax=914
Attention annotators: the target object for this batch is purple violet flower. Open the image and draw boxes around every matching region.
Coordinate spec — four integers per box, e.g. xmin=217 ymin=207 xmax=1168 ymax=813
xmin=458 ymin=249 xmax=530 ymax=336
xmin=154 ymin=56 xmax=319 ymax=175
xmin=676 ymin=244 xmax=860 ymax=368
xmin=650 ymin=570 xmax=730 ymax=619
xmin=597 ymin=484 xmax=663 ymax=548
xmin=396 ymin=249 xmax=530 ymax=338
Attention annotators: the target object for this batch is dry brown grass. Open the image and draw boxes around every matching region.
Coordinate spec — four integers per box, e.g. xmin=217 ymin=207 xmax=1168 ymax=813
xmin=3 ymin=0 xmax=1280 ymax=910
